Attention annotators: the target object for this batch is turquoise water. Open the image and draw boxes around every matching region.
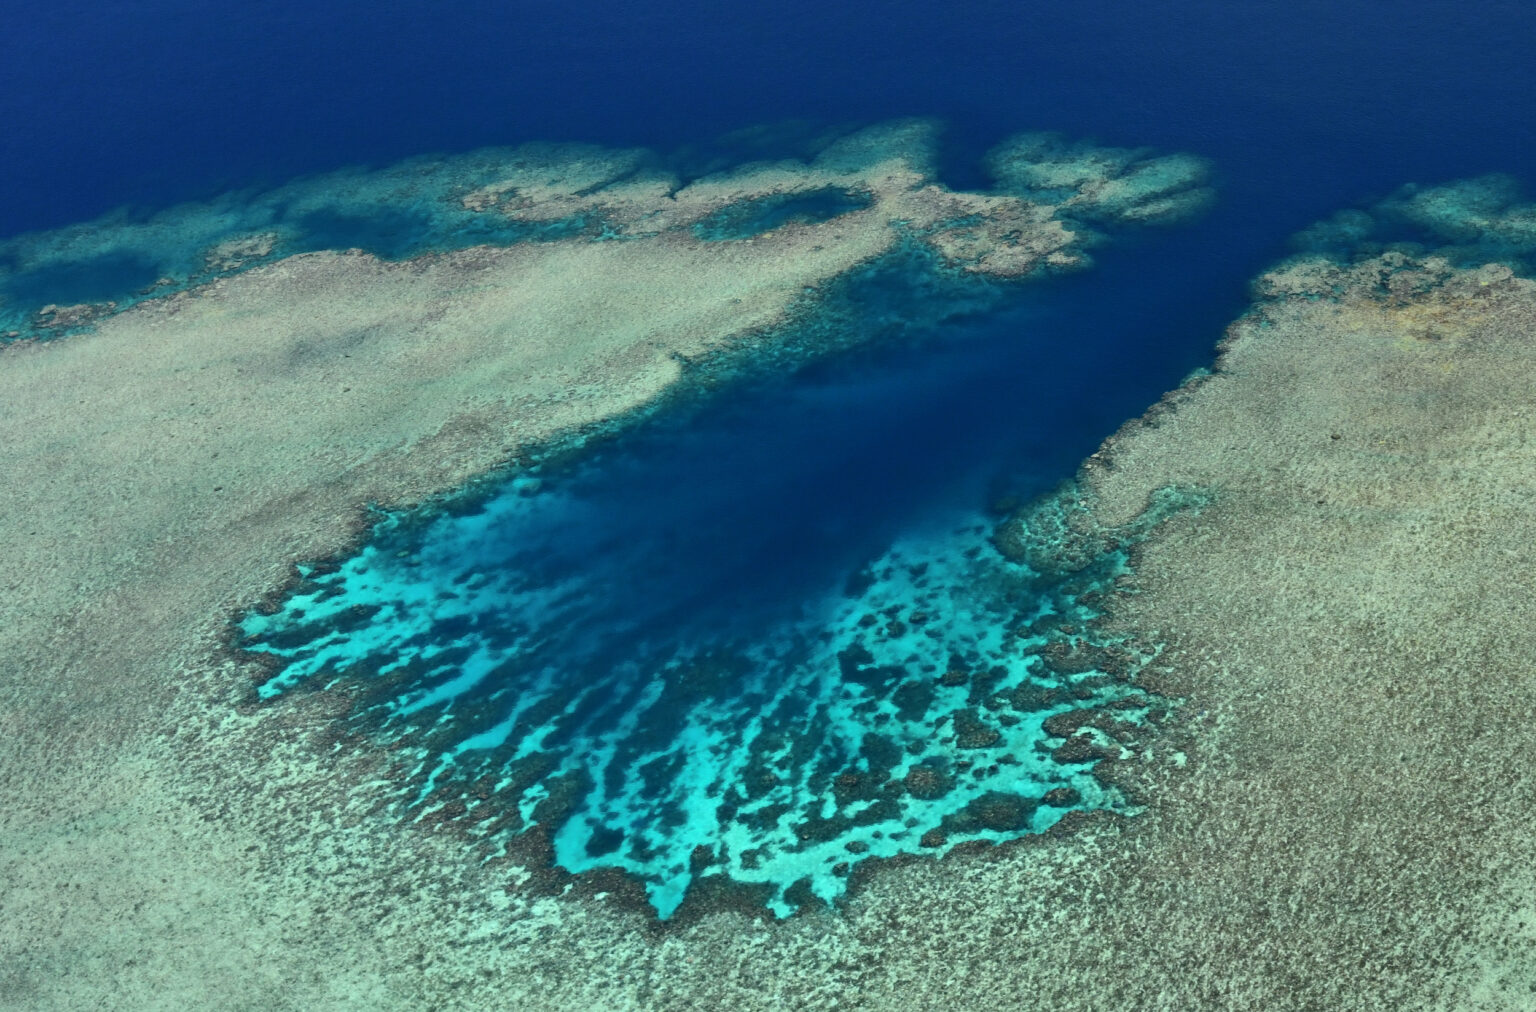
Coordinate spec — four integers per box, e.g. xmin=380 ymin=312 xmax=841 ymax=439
xmin=0 ymin=250 xmax=164 ymax=311
xmin=243 ymin=471 xmax=1195 ymax=918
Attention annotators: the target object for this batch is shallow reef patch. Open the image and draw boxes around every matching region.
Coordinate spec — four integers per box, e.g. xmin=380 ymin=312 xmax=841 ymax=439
xmin=0 ymin=119 xmax=1211 ymax=340
xmin=241 ymin=474 xmax=1204 ymax=919
xmin=1288 ymin=174 xmax=1536 ymax=274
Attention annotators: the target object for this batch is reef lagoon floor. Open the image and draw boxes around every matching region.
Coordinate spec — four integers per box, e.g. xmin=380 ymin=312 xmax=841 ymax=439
xmin=5 ymin=103 xmax=1536 ymax=1008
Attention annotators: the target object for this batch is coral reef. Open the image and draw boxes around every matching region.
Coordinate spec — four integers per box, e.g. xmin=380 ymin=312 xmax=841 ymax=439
xmin=0 ymin=120 xmax=1209 ymax=340
xmin=242 ymin=482 xmax=1192 ymax=918
xmin=0 ymin=121 xmax=1219 ymax=1005
xmin=1290 ymin=174 xmax=1536 ymax=271
xmin=985 ymin=132 xmax=1213 ymax=225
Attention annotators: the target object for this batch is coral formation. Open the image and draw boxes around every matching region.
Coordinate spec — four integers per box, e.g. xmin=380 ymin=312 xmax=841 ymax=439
xmin=242 ymin=479 xmax=1196 ymax=918
xmin=1290 ymin=174 xmax=1536 ymax=271
xmin=0 ymin=120 xmax=1210 ymax=340
xmin=985 ymin=132 xmax=1213 ymax=225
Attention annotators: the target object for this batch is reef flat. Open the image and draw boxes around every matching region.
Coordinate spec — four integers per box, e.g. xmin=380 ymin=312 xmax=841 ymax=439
xmin=0 ymin=123 xmax=1213 ymax=1008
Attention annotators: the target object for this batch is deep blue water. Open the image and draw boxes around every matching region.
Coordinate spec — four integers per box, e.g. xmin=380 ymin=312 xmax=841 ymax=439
xmin=7 ymin=1 xmax=1533 ymax=335
xmin=13 ymin=0 xmax=1535 ymax=915
xmin=4 ymin=0 xmax=1534 ymax=244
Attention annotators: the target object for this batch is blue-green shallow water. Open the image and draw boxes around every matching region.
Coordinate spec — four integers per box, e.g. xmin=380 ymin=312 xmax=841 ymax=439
xmin=239 ymin=229 xmax=1216 ymax=918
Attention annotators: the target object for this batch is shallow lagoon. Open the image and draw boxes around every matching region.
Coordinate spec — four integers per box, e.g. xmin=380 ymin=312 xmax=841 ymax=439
xmin=240 ymin=216 xmax=1224 ymax=916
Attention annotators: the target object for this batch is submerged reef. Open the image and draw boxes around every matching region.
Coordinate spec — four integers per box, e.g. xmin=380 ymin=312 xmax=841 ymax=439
xmin=985 ymin=132 xmax=1213 ymax=225
xmin=1290 ymin=173 xmax=1536 ymax=272
xmin=242 ymin=479 xmax=1203 ymax=918
xmin=0 ymin=120 xmax=1209 ymax=340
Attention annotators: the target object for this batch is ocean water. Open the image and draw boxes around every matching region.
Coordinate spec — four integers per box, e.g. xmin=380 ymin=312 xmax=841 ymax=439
xmin=9 ymin=0 xmax=1535 ymax=918
xmin=5 ymin=0 xmax=1535 ymax=243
